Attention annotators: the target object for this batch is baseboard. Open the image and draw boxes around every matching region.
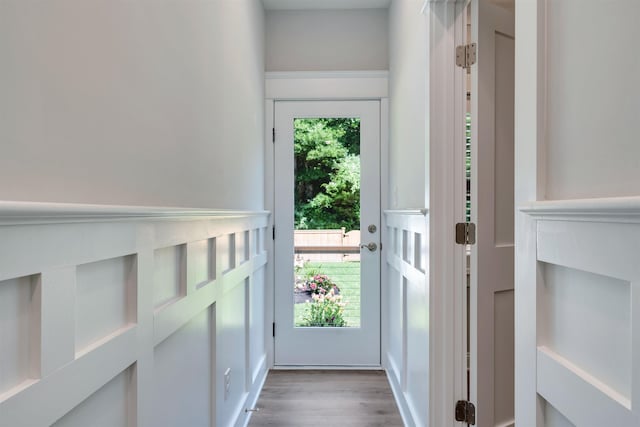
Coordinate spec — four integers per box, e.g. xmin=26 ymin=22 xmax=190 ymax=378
xmin=385 ymin=360 xmax=416 ymax=427
xmin=236 ymin=356 xmax=269 ymax=427
xmin=272 ymin=365 xmax=383 ymax=370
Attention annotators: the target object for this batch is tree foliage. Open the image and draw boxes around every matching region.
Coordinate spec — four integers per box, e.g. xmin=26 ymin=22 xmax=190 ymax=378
xmin=294 ymin=118 xmax=361 ymax=231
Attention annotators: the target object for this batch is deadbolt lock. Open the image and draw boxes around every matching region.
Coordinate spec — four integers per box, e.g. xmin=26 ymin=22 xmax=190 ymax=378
xmin=368 ymin=224 xmax=377 ymax=233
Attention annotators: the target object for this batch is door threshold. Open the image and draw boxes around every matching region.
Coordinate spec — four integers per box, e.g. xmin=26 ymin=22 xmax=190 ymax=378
xmin=273 ymin=365 xmax=383 ymax=370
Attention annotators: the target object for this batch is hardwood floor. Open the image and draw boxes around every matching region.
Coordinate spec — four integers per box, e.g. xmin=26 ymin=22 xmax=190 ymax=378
xmin=248 ymin=370 xmax=404 ymax=427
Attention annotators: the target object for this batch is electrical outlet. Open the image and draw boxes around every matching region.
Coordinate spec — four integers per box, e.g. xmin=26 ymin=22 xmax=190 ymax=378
xmin=224 ymin=368 xmax=231 ymax=400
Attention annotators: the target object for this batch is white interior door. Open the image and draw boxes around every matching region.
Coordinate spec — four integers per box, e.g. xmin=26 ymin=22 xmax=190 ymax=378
xmin=470 ymin=0 xmax=515 ymax=425
xmin=273 ymin=100 xmax=381 ymax=366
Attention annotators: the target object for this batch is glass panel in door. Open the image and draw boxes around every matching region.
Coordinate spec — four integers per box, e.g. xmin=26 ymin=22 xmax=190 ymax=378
xmin=292 ymin=118 xmax=361 ymax=328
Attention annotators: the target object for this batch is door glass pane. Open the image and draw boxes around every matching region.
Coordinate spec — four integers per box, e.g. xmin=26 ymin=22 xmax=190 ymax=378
xmin=292 ymin=118 xmax=361 ymax=328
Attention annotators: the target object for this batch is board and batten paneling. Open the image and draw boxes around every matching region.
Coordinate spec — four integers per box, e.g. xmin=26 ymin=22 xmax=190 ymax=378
xmin=521 ymin=198 xmax=640 ymax=426
xmin=383 ymin=209 xmax=428 ymax=427
xmin=0 ymin=202 xmax=269 ymax=427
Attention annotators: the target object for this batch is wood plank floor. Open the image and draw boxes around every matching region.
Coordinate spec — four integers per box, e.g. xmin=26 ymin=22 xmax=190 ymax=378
xmin=248 ymin=370 xmax=404 ymax=427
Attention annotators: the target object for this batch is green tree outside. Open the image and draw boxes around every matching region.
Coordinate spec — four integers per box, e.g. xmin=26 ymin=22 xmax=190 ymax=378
xmin=294 ymin=118 xmax=361 ymax=231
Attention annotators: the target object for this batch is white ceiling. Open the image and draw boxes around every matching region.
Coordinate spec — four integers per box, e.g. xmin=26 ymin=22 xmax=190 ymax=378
xmin=262 ymin=0 xmax=391 ymax=10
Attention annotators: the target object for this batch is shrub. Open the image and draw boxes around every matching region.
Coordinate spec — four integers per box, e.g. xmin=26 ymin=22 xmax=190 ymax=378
xmin=300 ymin=290 xmax=347 ymax=327
xmin=304 ymin=274 xmax=336 ymax=295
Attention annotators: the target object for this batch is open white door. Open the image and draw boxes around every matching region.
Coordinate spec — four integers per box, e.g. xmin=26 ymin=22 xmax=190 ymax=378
xmin=469 ymin=0 xmax=515 ymax=425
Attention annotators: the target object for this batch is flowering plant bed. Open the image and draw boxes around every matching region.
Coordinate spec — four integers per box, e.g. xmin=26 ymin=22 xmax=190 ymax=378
xmin=294 ymin=275 xmax=340 ymax=304
xmin=299 ymin=289 xmax=347 ymax=327
xmin=293 ymin=262 xmax=360 ymax=327
xmin=299 ymin=274 xmax=337 ymax=295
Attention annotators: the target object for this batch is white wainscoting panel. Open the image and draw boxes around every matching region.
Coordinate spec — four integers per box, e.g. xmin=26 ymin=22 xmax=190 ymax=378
xmin=383 ymin=209 xmax=429 ymax=427
xmin=153 ymin=245 xmax=186 ymax=310
xmin=249 ymin=267 xmax=267 ymax=384
xmin=522 ymin=198 xmax=640 ymax=427
xmin=0 ymin=202 xmax=270 ymax=427
xmin=543 ymin=399 xmax=575 ymax=427
xmin=152 ymin=307 xmax=214 ymax=427
xmin=188 ymin=239 xmax=211 ymax=291
xmin=76 ymin=255 xmax=137 ymax=355
xmin=0 ymin=274 xmax=41 ymax=396
xmin=541 ymin=263 xmax=631 ymax=400
xmin=52 ymin=365 xmax=135 ymax=427
xmin=219 ymin=233 xmax=236 ymax=275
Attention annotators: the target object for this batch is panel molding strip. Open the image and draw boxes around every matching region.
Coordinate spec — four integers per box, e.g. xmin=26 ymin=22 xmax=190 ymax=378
xmin=537 ymin=347 xmax=634 ymax=426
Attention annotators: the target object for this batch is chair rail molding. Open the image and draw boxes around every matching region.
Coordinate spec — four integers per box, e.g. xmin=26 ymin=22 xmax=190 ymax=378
xmin=520 ymin=196 xmax=640 ymax=223
xmin=0 ymin=201 xmax=269 ymax=225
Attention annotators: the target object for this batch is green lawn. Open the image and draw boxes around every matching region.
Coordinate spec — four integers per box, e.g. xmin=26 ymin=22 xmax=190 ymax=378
xmin=294 ymin=261 xmax=361 ymax=328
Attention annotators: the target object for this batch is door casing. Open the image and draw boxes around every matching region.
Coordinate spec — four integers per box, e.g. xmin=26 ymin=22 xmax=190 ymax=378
xmin=272 ymin=99 xmax=382 ymax=367
xmin=263 ymin=71 xmax=389 ymax=370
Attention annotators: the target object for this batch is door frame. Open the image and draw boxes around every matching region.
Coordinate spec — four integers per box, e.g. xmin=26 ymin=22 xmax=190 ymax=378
xmin=377 ymin=1 xmax=477 ymax=424
xmin=513 ymin=1 xmax=545 ymax=425
xmin=445 ymin=1 xmax=518 ymax=425
xmin=264 ymin=71 xmax=389 ymax=370
xmin=424 ymin=1 xmax=470 ymax=426
xmin=272 ymin=99 xmax=382 ymax=367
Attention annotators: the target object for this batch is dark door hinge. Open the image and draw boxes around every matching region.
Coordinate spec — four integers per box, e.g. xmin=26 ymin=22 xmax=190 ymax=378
xmin=272 ymin=322 xmax=275 ymax=337
xmin=272 ymin=128 xmax=275 ymax=143
xmin=272 ymin=226 xmax=275 ymax=240
xmin=455 ymin=400 xmax=476 ymax=425
xmin=455 ymin=222 xmax=476 ymax=245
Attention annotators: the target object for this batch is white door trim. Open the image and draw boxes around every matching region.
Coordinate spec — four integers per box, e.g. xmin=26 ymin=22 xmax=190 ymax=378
xmin=266 ymin=71 xmax=388 ymax=100
xmin=427 ymin=1 xmax=469 ymax=426
xmin=272 ymin=100 xmax=381 ymax=366
xmin=264 ymin=72 xmax=389 ymax=370
xmin=514 ymin=1 xmax=546 ymax=425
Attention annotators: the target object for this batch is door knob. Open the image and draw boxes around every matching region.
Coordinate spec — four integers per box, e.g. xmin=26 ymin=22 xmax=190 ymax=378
xmin=360 ymin=242 xmax=377 ymax=252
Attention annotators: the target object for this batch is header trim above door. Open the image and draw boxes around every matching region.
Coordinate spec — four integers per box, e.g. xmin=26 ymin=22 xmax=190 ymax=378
xmin=266 ymin=71 xmax=389 ymax=100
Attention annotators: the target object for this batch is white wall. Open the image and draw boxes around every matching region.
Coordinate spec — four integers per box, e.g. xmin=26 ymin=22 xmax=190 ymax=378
xmin=0 ymin=0 xmax=265 ymax=210
xmin=383 ymin=3 xmax=430 ymax=425
xmin=544 ymin=0 xmax=639 ymax=200
xmin=388 ymin=0 xmax=428 ymax=209
xmin=265 ymin=9 xmax=388 ymax=72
